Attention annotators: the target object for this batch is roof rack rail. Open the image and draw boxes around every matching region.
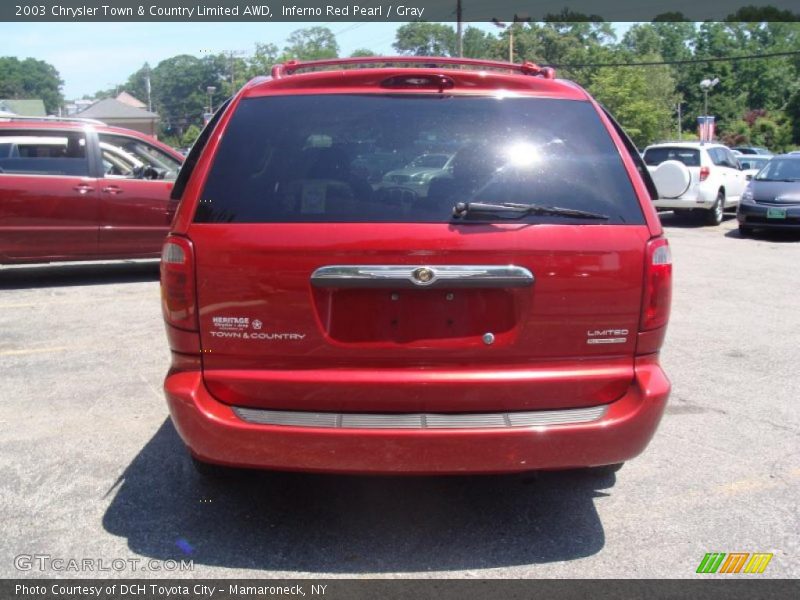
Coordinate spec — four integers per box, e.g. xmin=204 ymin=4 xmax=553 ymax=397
xmin=0 ymin=115 xmax=106 ymax=126
xmin=270 ymin=56 xmax=556 ymax=80
xmin=651 ymin=139 xmax=716 ymax=145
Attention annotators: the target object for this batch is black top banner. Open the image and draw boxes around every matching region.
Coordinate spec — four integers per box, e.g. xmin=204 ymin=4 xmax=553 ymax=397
xmin=4 ymin=0 xmax=800 ymax=22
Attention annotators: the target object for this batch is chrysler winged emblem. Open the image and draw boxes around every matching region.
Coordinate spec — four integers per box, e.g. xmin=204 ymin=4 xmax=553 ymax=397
xmin=411 ymin=267 xmax=435 ymax=285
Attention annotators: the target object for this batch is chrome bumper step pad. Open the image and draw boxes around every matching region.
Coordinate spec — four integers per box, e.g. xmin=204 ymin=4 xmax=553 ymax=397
xmin=232 ymin=404 xmax=608 ymax=429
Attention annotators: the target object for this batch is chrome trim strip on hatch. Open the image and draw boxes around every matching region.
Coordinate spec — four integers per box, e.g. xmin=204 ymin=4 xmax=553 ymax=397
xmin=310 ymin=265 xmax=534 ymax=289
xmin=232 ymin=405 xmax=608 ymax=429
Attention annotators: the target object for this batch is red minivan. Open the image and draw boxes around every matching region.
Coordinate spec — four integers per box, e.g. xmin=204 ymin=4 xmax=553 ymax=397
xmin=161 ymin=57 xmax=672 ymax=476
xmin=0 ymin=118 xmax=183 ymax=264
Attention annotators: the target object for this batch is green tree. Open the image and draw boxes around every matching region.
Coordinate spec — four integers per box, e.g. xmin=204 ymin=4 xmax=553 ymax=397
xmin=719 ymin=118 xmax=751 ymax=147
xmin=722 ymin=111 xmax=793 ymax=151
xmin=541 ymin=15 xmax=615 ymax=45
xmin=508 ymin=21 xmax=621 ymax=84
xmin=589 ymin=57 xmax=678 ymax=147
xmin=0 ymin=56 xmax=64 ymax=114
xmin=180 ymin=124 xmax=201 ymax=147
xmin=215 ymin=51 xmax=250 ymax=93
xmin=150 ymin=54 xmax=224 ymax=136
xmin=120 ymin=63 xmax=152 ymax=107
xmin=282 ymin=27 xmax=339 ymax=60
xmin=350 ymin=48 xmax=377 ymax=57
xmin=462 ymin=26 xmax=497 ymax=59
xmin=393 ymin=22 xmax=456 ymax=56
xmin=787 ymin=90 xmax=800 ymax=145
xmin=246 ymin=43 xmax=280 ymax=78
xmin=725 ymin=6 xmax=800 ymax=20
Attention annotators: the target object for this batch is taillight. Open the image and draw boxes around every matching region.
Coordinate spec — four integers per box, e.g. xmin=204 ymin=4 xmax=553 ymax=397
xmin=160 ymin=235 xmax=197 ymax=331
xmin=699 ymin=166 xmax=710 ymax=181
xmin=640 ymin=237 xmax=672 ymax=332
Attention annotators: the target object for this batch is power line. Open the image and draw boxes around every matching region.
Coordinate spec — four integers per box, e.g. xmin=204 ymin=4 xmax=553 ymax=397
xmin=333 ymin=22 xmax=368 ymax=37
xmin=550 ymin=49 xmax=800 ymax=68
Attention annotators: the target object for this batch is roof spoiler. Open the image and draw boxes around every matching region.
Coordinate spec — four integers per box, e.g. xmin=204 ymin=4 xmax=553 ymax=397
xmin=270 ymin=56 xmax=556 ymax=80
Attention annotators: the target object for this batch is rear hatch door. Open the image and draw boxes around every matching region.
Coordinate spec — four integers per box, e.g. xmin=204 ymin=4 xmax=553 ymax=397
xmin=190 ymin=92 xmax=650 ymax=413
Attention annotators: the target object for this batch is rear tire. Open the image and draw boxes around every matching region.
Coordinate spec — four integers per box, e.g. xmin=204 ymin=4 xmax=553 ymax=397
xmin=191 ymin=455 xmax=242 ymax=479
xmin=585 ymin=462 xmax=624 ymax=475
xmin=705 ymin=191 xmax=725 ymax=226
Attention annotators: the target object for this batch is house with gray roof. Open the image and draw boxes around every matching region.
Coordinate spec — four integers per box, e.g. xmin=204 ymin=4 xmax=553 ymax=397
xmin=115 ymin=91 xmax=147 ymax=109
xmin=77 ymin=98 xmax=159 ymax=135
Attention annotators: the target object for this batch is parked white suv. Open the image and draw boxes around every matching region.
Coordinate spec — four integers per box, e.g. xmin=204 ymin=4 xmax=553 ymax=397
xmin=643 ymin=142 xmax=747 ymax=225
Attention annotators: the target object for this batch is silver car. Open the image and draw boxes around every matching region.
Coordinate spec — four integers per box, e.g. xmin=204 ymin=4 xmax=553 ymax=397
xmin=378 ymin=153 xmax=455 ymax=197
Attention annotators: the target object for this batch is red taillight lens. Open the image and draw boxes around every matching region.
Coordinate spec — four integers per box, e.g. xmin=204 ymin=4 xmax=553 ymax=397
xmin=699 ymin=166 xmax=710 ymax=181
xmin=160 ymin=235 xmax=197 ymax=331
xmin=640 ymin=237 xmax=672 ymax=332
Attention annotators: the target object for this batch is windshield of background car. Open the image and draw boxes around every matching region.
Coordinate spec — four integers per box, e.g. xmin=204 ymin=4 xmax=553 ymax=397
xmin=740 ymin=157 xmax=769 ymax=170
xmin=643 ymin=147 xmax=701 ymax=168
xmin=754 ymin=158 xmax=800 ymax=181
xmin=195 ymin=94 xmax=645 ymax=224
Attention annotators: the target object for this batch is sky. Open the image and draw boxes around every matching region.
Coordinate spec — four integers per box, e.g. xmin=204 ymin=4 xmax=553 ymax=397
xmin=0 ymin=22 xmax=632 ymax=100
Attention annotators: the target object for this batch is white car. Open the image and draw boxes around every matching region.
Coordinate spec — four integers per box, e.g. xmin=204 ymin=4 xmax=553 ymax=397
xmin=642 ymin=142 xmax=748 ymax=225
xmin=378 ymin=153 xmax=455 ymax=197
xmin=737 ymin=155 xmax=771 ymax=181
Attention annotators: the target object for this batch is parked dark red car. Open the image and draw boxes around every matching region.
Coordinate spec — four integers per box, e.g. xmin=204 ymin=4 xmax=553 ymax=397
xmin=0 ymin=118 xmax=183 ymax=264
xmin=161 ymin=57 xmax=672 ymax=476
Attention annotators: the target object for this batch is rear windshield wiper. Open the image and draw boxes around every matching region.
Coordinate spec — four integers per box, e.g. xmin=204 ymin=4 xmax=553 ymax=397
xmin=452 ymin=202 xmax=609 ymax=221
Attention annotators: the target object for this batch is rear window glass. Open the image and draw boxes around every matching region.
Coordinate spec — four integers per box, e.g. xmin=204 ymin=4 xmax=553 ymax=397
xmin=0 ymin=130 xmax=89 ymax=176
xmin=196 ymin=95 xmax=644 ymax=225
xmin=643 ymin=147 xmax=700 ymax=168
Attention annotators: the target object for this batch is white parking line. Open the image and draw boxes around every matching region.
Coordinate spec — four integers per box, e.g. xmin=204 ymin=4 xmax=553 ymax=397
xmin=0 ymin=347 xmax=70 ymax=357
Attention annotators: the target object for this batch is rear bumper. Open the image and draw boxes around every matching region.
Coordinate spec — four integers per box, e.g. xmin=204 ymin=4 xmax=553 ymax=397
xmin=653 ymin=192 xmax=712 ymax=210
xmin=164 ymin=356 xmax=670 ymax=474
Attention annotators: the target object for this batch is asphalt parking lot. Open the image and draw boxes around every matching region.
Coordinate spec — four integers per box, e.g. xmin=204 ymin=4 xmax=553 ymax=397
xmin=1 ymin=214 xmax=798 ymax=579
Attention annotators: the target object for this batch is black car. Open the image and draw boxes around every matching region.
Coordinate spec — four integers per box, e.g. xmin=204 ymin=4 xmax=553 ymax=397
xmin=737 ymin=154 xmax=800 ymax=235
xmin=733 ymin=146 xmax=773 ymax=156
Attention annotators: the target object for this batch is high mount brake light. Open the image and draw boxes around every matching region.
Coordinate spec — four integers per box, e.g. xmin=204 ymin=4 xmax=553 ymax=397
xmin=160 ymin=236 xmax=198 ymax=331
xmin=641 ymin=238 xmax=672 ymax=332
xmin=381 ymin=74 xmax=455 ymax=90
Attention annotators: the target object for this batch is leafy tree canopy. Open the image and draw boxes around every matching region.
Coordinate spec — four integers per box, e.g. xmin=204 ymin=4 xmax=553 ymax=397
xmin=0 ymin=56 xmax=63 ymax=114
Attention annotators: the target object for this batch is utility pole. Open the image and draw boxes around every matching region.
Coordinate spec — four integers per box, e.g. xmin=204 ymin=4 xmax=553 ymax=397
xmin=145 ymin=72 xmax=152 ymax=113
xmin=492 ymin=14 xmax=530 ymax=63
xmin=225 ymin=50 xmax=244 ymax=89
xmin=456 ymin=0 xmax=463 ymax=57
xmin=206 ymin=86 xmax=216 ymax=114
xmin=676 ymin=100 xmax=682 ymax=139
